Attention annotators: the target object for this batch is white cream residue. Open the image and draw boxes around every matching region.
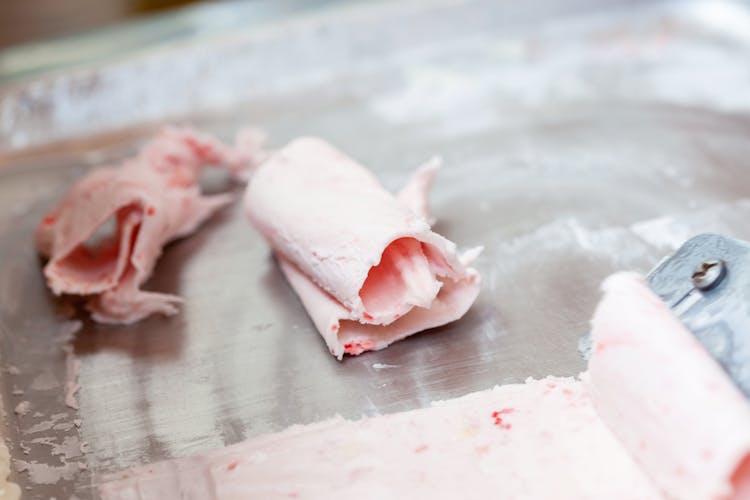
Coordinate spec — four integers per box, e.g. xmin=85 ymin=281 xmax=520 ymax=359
xmin=12 ymin=402 xmax=30 ymax=417
xmin=63 ymin=345 xmax=81 ymax=411
xmin=630 ymin=216 xmax=689 ymax=250
xmin=15 ymin=460 xmax=79 ymax=485
xmin=371 ymin=363 xmax=400 ymax=370
xmin=0 ymin=442 xmax=20 ymax=500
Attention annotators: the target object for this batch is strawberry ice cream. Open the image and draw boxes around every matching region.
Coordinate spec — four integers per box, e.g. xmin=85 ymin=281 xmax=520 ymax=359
xmin=37 ymin=127 xmax=266 ymax=324
xmin=97 ymin=272 xmax=750 ymax=500
xmin=98 ymin=374 xmax=661 ymax=500
xmin=244 ymin=138 xmax=482 ymax=358
xmin=589 ymin=272 xmax=750 ymax=500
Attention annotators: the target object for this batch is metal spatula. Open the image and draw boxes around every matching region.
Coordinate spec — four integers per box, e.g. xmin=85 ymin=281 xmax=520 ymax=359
xmin=646 ymin=233 xmax=750 ymax=398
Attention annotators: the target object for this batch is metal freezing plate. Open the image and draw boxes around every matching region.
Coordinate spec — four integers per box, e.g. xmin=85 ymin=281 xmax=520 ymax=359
xmin=2 ymin=0 xmax=750 ymax=497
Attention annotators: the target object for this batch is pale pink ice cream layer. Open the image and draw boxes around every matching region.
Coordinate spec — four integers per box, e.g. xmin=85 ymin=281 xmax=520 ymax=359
xmin=589 ymin=272 xmax=750 ymax=500
xmin=36 ymin=127 xmax=266 ymax=324
xmin=98 ymin=273 xmax=750 ymax=500
xmin=244 ymin=137 xmax=482 ymax=358
xmin=99 ymin=374 xmax=660 ymax=500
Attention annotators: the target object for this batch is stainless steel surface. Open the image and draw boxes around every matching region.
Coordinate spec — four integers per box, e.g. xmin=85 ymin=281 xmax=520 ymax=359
xmin=2 ymin=0 xmax=750 ymax=497
xmin=647 ymin=234 xmax=750 ymax=397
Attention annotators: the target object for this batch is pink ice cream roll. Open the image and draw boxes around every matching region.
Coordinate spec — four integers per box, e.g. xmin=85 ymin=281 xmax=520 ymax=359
xmin=244 ymin=137 xmax=482 ymax=358
xmin=589 ymin=272 xmax=750 ymax=500
xmin=37 ymin=127 xmax=266 ymax=324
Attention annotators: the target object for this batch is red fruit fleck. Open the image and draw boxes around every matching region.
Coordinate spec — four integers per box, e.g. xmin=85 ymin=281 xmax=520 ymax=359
xmin=414 ymin=444 xmax=428 ymax=453
xmin=363 ymin=312 xmax=374 ymax=321
xmin=562 ymin=389 xmax=574 ymax=397
xmin=330 ymin=324 xmax=338 ymax=331
xmin=227 ymin=461 xmax=238 ymax=471
xmin=343 ymin=340 xmax=374 ymax=355
xmin=394 ymin=313 xmax=401 ymax=319
xmin=492 ymin=408 xmax=514 ymax=427
xmin=43 ymin=215 xmax=56 ymax=225
xmin=146 ymin=206 xmax=156 ymax=216
xmin=547 ymin=382 xmax=556 ymax=389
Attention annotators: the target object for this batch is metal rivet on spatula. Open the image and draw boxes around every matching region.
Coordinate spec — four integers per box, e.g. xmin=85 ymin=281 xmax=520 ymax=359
xmin=691 ymin=259 xmax=726 ymax=291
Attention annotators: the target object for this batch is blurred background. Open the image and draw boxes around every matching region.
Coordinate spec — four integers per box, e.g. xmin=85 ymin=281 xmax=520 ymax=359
xmin=0 ymin=0 xmax=344 ymax=87
xmin=1 ymin=0 xmax=201 ymax=49
xmin=3 ymin=0 xmax=750 ymax=155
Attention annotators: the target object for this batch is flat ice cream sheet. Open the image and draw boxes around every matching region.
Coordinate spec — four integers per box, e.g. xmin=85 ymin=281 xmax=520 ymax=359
xmin=98 ymin=273 xmax=750 ymax=500
xmin=36 ymin=127 xmax=265 ymax=324
xmin=98 ymin=374 xmax=661 ymax=500
xmin=244 ymin=137 xmax=482 ymax=358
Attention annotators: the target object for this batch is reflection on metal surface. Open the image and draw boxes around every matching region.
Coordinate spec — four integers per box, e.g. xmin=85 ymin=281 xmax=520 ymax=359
xmin=1 ymin=0 xmax=750 ymax=497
